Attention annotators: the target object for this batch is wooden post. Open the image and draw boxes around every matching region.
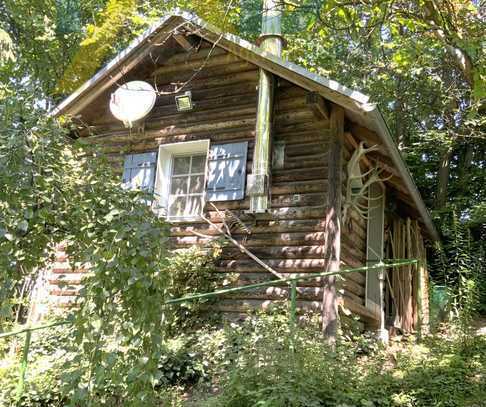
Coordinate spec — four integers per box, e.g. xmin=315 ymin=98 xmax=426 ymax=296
xmin=413 ymin=221 xmax=430 ymax=337
xmin=321 ymin=104 xmax=344 ymax=342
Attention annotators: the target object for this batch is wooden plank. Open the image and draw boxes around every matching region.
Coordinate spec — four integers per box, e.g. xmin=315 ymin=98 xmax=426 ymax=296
xmin=272 ymin=167 xmax=328 ymax=182
xmin=306 ymin=92 xmax=329 ymax=119
xmin=169 ymin=219 xmax=326 ymax=236
xmin=271 ymin=180 xmax=327 ymax=195
xmin=343 ymin=297 xmax=379 ymax=325
xmin=321 ymin=104 xmax=344 ymax=341
xmin=219 ymin=245 xmax=326 ymax=260
xmin=173 ymin=33 xmax=199 ymax=51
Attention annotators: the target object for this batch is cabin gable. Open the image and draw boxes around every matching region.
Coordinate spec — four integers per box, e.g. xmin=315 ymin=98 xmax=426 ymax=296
xmin=48 ymin=17 xmax=431 ymax=333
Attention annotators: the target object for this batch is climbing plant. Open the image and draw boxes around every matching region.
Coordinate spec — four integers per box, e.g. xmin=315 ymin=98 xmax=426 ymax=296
xmin=0 ymin=85 xmax=176 ymax=404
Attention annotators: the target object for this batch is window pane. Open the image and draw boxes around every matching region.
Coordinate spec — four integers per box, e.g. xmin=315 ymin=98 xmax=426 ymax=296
xmin=189 ymin=175 xmax=204 ymax=193
xmin=173 ymin=156 xmax=190 ymax=175
xmin=169 ymin=196 xmax=187 ymax=218
xmin=185 ymin=196 xmax=202 ymax=216
xmin=170 ymin=177 xmax=188 ymax=195
xmin=191 ymin=155 xmax=206 ymax=173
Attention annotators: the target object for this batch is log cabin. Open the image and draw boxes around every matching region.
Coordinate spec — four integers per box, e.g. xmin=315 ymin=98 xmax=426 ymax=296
xmin=46 ymin=6 xmax=439 ymax=338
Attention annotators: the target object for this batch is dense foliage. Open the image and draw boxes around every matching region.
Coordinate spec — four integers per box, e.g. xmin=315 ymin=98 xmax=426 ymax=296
xmin=1 ymin=313 xmax=485 ymax=406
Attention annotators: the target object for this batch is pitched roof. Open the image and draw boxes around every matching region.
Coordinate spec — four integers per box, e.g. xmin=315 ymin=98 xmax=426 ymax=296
xmin=52 ymin=10 xmax=439 ymax=241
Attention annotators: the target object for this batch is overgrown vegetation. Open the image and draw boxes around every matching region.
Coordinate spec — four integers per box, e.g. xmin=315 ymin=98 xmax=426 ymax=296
xmin=1 ymin=312 xmax=485 ymax=406
xmin=0 ymin=89 xmax=224 ymax=405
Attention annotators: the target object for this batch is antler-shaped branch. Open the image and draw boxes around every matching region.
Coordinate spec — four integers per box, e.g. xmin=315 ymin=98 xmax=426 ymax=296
xmin=342 ymin=142 xmax=392 ymax=223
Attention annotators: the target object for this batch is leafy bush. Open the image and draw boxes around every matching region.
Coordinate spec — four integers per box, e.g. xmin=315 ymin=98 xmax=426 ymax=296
xmin=164 ymin=244 xmax=224 ymax=334
xmin=0 ymin=323 xmax=72 ymax=406
xmin=1 ymin=312 xmax=485 ymax=407
xmin=192 ymin=313 xmax=486 ymax=407
xmin=429 ymin=209 xmax=485 ymax=330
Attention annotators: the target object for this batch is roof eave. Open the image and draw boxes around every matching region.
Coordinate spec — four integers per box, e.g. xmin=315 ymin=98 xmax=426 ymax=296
xmin=365 ymin=104 xmax=440 ymax=241
xmin=50 ymin=10 xmax=439 ymax=241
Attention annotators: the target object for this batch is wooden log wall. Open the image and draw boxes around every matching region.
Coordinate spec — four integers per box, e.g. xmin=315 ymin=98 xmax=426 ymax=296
xmin=46 ymin=43 xmax=386 ymax=324
xmin=340 ymin=133 xmax=369 ymax=316
xmin=76 ymin=45 xmax=337 ymax=318
xmin=43 ymin=244 xmax=84 ymax=310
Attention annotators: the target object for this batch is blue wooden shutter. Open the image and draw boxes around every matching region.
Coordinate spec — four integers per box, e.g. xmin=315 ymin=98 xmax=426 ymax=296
xmin=122 ymin=152 xmax=157 ymax=192
xmin=207 ymin=142 xmax=248 ymax=201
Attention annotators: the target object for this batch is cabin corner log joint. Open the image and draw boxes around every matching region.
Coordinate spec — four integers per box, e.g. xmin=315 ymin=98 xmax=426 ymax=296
xmin=45 ymin=10 xmax=436 ymax=337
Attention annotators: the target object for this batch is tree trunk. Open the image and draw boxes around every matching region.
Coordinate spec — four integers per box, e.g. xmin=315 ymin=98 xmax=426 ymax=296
xmin=457 ymin=142 xmax=474 ymax=195
xmin=435 ymin=148 xmax=452 ymax=209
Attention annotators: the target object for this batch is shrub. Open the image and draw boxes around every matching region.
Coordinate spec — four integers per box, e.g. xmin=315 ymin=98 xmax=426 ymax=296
xmin=164 ymin=243 xmax=224 ymax=334
xmin=193 ymin=312 xmax=486 ymax=407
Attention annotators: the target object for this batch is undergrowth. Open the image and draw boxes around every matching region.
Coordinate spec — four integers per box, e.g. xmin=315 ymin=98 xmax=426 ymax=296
xmin=1 ymin=311 xmax=484 ymax=406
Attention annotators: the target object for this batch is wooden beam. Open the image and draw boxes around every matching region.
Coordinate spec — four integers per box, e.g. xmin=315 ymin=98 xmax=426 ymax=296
xmin=321 ymin=104 xmax=344 ymax=343
xmin=306 ymin=92 xmax=329 ymax=120
xmin=173 ymin=33 xmax=198 ymax=51
xmin=349 ymin=122 xmax=381 ymax=146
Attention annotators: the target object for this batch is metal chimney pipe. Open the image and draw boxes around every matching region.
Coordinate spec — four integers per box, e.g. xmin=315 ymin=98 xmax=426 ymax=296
xmin=248 ymin=0 xmax=283 ymax=213
xmin=259 ymin=0 xmax=284 ymax=56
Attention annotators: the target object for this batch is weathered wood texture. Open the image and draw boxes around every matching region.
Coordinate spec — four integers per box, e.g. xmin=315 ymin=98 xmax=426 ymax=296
xmin=71 ymin=47 xmax=334 ymax=317
xmin=339 ymin=131 xmax=368 ymax=311
xmin=42 ymin=244 xmax=84 ymax=309
xmin=51 ymin=44 xmax=390 ymax=324
xmin=321 ymin=105 xmax=344 ymax=340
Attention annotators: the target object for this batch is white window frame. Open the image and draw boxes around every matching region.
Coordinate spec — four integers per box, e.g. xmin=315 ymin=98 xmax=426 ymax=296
xmin=154 ymin=140 xmax=210 ymax=221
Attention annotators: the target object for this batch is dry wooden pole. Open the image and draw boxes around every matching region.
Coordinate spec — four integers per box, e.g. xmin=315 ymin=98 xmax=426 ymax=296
xmin=403 ymin=218 xmax=414 ymax=332
xmin=200 ymin=205 xmax=304 ymax=294
xmin=414 ymin=221 xmax=430 ymax=336
xmin=321 ymin=104 xmax=344 ymax=342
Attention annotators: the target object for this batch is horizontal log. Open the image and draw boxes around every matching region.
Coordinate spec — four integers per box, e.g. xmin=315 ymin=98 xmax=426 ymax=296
xmin=171 ymin=231 xmax=326 ymax=248
xmin=271 ymin=180 xmax=327 ymax=195
xmin=219 ymin=245 xmax=325 ymax=260
xmin=285 ymin=142 xmax=328 ymax=157
xmin=342 ymin=234 xmax=366 ymax=260
xmin=274 ymin=132 xmax=329 ymax=146
xmin=154 ymin=70 xmax=259 ymax=93
xmin=153 ymin=81 xmax=257 ymax=109
xmin=49 ymin=288 xmax=80 ymax=297
xmin=275 ymin=119 xmax=329 ymax=135
xmin=344 ymin=270 xmax=366 ymax=285
xmin=210 ymin=297 xmax=373 ymax=322
xmin=340 ymin=254 xmax=362 ymax=268
xmin=218 ymin=258 xmax=328 ymax=271
xmin=206 ymin=206 xmax=327 ymax=222
xmin=219 ymin=286 xmax=362 ymax=304
xmin=48 ymin=278 xmax=83 ymax=286
xmin=150 ymin=95 xmax=258 ymax=121
xmin=170 ymin=219 xmax=326 ymax=237
xmin=163 ymin=46 xmax=227 ymax=65
xmin=271 ymin=193 xmax=326 ymax=208
xmin=51 ymin=267 xmax=83 ymax=274
xmin=343 ymin=297 xmax=379 ymax=324
xmin=343 ymin=278 xmax=365 ymax=297
xmin=48 ymin=296 xmax=79 ymax=307
xmin=341 ymin=249 xmax=366 ymax=270
xmin=153 ymin=53 xmax=244 ymax=76
xmin=210 ymin=298 xmax=321 ymax=313
xmin=349 ymin=123 xmax=382 ymax=146
xmin=272 ymin=167 xmax=327 ymax=182
xmin=342 ymin=287 xmax=364 ymax=306
xmin=157 ymin=62 xmax=259 ymax=89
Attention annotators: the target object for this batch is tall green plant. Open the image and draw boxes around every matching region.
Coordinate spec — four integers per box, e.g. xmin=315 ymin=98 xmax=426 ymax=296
xmin=0 ymin=87 xmax=179 ymax=405
xmin=431 ymin=209 xmax=483 ymax=330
